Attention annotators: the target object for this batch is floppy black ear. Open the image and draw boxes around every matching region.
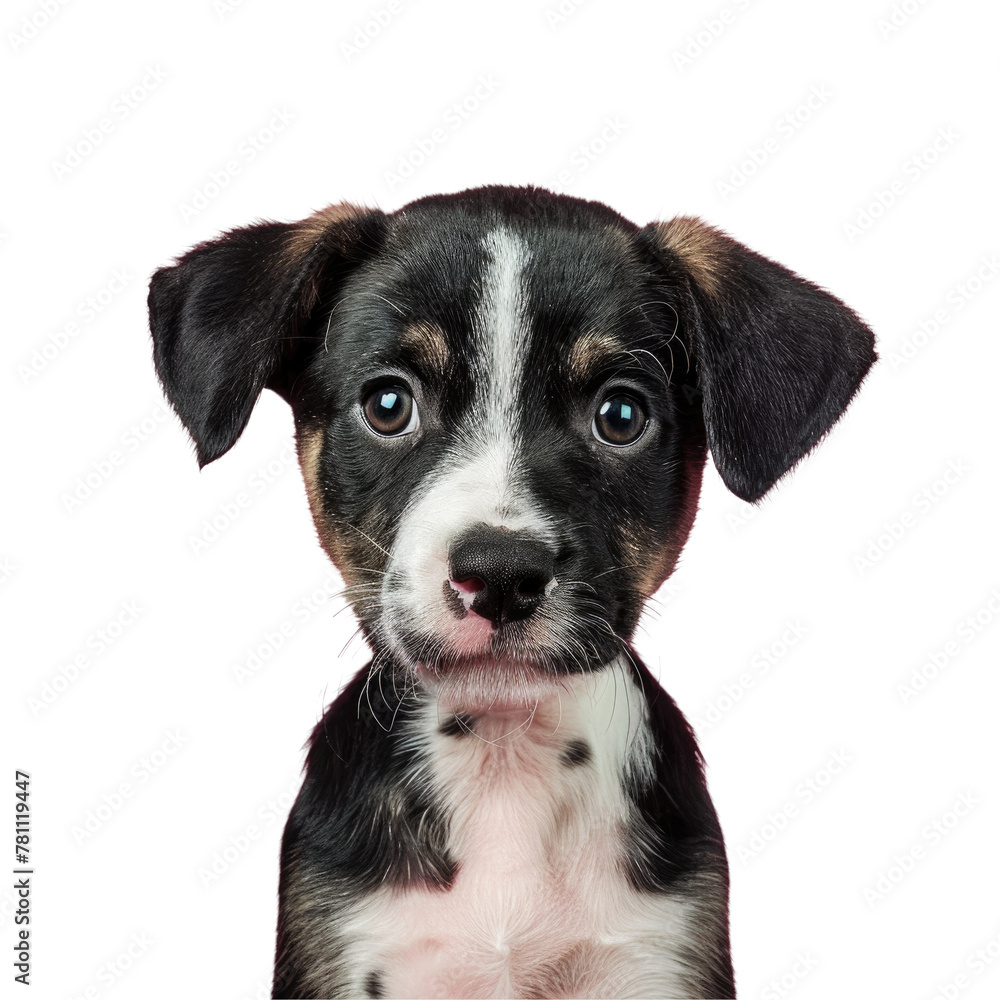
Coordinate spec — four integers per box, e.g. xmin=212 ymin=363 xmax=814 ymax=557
xmin=148 ymin=203 xmax=384 ymax=467
xmin=644 ymin=217 xmax=876 ymax=503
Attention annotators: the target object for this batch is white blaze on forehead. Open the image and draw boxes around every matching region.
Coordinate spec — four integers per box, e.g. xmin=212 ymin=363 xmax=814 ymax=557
xmin=477 ymin=228 xmax=532 ymax=430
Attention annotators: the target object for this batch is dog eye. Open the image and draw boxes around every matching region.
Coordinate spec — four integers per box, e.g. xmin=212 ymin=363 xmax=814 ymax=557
xmin=593 ymin=393 xmax=647 ymax=446
xmin=362 ymin=385 xmax=418 ymax=436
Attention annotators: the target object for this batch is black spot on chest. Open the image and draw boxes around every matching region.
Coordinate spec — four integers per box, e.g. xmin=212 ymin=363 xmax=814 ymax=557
xmin=439 ymin=713 xmax=477 ymax=737
xmin=560 ymin=738 xmax=592 ymax=767
xmin=364 ymin=969 xmax=385 ymax=998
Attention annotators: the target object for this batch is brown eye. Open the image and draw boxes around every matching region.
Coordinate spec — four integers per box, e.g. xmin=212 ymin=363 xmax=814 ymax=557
xmin=593 ymin=394 xmax=647 ymax=446
xmin=362 ymin=385 xmax=418 ymax=436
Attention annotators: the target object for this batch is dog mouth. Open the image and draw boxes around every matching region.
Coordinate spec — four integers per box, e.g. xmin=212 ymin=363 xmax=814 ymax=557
xmin=386 ymin=611 xmax=621 ymax=682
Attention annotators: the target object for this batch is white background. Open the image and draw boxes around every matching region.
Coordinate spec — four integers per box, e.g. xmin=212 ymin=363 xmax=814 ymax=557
xmin=3 ymin=1 xmax=999 ymax=998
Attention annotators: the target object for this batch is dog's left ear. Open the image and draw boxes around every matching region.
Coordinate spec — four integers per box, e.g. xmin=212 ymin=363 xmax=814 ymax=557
xmin=149 ymin=204 xmax=385 ymax=467
xmin=643 ymin=217 xmax=876 ymax=503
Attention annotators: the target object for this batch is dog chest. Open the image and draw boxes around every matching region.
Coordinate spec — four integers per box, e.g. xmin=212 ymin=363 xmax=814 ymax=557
xmin=335 ymin=669 xmax=702 ymax=998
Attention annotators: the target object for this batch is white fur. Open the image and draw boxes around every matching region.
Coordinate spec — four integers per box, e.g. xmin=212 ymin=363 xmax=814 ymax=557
xmin=333 ymin=661 xmax=706 ymax=999
xmin=479 ymin=227 xmax=531 ymax=433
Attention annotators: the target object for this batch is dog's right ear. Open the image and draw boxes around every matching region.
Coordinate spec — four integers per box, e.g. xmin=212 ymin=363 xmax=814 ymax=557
xmin=148 ymin=204 xmax=385 ymax=467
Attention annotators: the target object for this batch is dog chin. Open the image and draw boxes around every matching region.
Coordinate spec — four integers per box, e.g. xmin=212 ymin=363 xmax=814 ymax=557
xmin=411 ymin=655 xmax=579 ymax=714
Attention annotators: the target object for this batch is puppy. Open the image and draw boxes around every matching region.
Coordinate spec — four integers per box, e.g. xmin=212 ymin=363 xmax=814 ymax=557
xmin=148 ymin=186 xmax=874 ymax=999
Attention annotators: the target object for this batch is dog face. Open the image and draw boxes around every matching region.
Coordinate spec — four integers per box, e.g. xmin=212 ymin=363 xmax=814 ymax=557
xmin=294 ymin=200 xmax=704 ymax=706
xmin=149 ymin=186 xmax=874 ymax=706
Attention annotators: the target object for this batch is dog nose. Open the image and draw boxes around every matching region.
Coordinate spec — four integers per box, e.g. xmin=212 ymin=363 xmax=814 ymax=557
xmin=448 ymin=527 xmax=555 ymax=628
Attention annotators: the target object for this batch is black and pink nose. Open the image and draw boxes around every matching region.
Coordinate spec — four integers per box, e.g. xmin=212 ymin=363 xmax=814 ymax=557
xmin=448 ymin=526 xmax=555 ymax=628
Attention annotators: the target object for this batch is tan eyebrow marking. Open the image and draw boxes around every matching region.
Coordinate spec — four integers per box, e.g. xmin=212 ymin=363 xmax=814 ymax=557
xmin=398 ymin=320 xmax=451 ymax=377
xmin=565 ymin=331 xmax=626 ymax=385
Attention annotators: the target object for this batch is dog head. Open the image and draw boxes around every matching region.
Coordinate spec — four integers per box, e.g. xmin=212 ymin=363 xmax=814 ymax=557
xmin=149 ymin=186 xmax=874 ymax=705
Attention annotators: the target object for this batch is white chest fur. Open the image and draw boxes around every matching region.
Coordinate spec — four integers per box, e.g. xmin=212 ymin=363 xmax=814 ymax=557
xmin=337 ymin=663 xmax=704 ymax=999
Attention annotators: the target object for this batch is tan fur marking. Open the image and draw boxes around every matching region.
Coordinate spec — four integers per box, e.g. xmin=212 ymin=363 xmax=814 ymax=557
xmin=654 ymin=216 xmax=731 ymax=299
xmin=296 ymin=424 xmax=345 ymax=569
xmin=296 ymin=424 xmax=383 ymax=589
xmin=566 ymin=331 xmax=624 ymax=385
xmin=283 ymin=201 xmax=368 ymax=268
xmin=399 ymin=321 xmax=451 ymax=376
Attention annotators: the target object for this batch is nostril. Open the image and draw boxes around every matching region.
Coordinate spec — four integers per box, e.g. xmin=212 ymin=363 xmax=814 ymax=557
xmin=450 ymin=576 xmax=485 ymax=595
xmin=516 ymin=573 xmax=548 ymax=598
